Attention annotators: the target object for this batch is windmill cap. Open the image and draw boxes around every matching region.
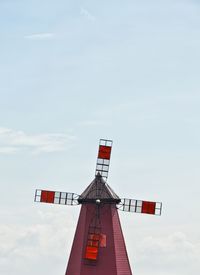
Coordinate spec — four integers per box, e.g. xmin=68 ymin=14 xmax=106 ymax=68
xmin=78 ymin=174 xmax=121 ymax=204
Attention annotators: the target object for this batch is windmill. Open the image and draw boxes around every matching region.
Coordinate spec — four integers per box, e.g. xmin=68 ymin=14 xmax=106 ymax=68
xmin=35 ymin=139 xmax=162 ymax=275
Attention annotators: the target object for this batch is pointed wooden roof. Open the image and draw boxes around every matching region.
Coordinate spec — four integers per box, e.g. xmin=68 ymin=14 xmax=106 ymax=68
xmin=78 ymin=173 xmax=121 ymax=204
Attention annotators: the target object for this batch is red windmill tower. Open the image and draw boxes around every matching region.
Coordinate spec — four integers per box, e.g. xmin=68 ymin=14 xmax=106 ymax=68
xmin=35 ymin=139 xmax=162 ymax=275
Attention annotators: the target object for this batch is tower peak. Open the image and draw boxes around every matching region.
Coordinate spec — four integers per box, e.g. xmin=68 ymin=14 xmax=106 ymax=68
xmin=78 ymin=174 xmax=121 ymax=204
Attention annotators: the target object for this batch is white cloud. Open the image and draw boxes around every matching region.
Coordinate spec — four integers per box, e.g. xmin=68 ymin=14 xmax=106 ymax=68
xmin=0 ymin=127 xmax=75 ymax=154
xmin=2 ymin=209 xmax=199 ymax=275
xmin=24 ymin=33 xmax=55 ymax=40
xmin=80 ymin=8 xmax=95 ymax=21
xmin=0 ymin=146 xmax=19 ymax=154
xmin=0 ymin=208 xmax=78 ymax=275
xmin=134 ymin=232 xmax=200 ymax=275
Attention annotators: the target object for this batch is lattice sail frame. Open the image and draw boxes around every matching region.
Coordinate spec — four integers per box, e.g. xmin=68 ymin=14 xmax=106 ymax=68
xmin=95 ymin=139 xmax=113 ymax=180
xmin=84 ymin=205 xmax=103 ymax=262
xmin=118 ymin=198 xmax=162 ymax=215
xmin=34 ymin=189 xmax=79 ymax=206
xmin=85 ymin=224 xmax=101 ymax=261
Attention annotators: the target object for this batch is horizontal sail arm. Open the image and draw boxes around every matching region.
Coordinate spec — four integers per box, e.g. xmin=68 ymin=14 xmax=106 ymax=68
xmin=117 ymin=198 xmax=162 ymax=215
xmin=34 ymin=189 xmax=80 ymax=206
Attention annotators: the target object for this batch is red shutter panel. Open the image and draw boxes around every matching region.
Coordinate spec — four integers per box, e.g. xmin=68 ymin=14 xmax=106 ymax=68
xmin=142 ymin=201 xmax=156 ymax=214
xmin=41 ymin=190 xmax=55 ymax=203
xmin=98 ymin=145 xmax=112 ymax=160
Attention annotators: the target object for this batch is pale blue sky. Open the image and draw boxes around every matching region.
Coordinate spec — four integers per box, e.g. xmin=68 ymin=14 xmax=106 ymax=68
xmin=0 ymin=0 xmax=200 ymax=274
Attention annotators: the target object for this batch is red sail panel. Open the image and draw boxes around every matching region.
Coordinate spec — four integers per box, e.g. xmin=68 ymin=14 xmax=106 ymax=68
xmin=40 ymin=190 xmax=55 ymax=203
xmin=87 ymin=234 xmax=99 ymax=247
xmin=142 ymin=201 xmax=156 ymax=214
xmin=98 ymin=145 xmax=111 ymax=160
xmin=85 ymin=246 xmax=98 ymax=260
xmin=88 ymin=240 xmax=99 ymax=247
xmin=89 ymin=234 xmax=100 ymax=241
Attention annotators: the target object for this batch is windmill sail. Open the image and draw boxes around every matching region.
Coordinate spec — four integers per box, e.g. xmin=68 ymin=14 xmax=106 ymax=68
xmin=34 ymin=189 xmax=79 ymax=205
xmin=84 ymin=214 xmax=101 ymax=262
xmin=95 ymin=139 xmax=113 ymax=179
xmin=118 ymin=198 xmax=162 ymax=215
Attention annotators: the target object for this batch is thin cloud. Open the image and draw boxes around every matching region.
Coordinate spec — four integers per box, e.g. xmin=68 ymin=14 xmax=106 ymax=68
xmin=0 ymin=147 xmax=19 ymax=154
xmin=135 ymin=232 xmax=200 ymax=274
xmin=80 ymin=8 xmax=95 ymax=21
xmin=0 ymin=127 xmax=75 ymax=154
xmin=25 ymin=33 xmax=55 ymax=40
xmin=0 ymin=208 xmax=77 ymax=275
xmin=79 ymin=120 xmax=107 ymax=127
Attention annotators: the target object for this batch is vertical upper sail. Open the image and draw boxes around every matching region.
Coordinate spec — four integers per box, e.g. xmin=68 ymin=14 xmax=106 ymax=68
xmin=95 ymin=139 xmax=113 ymax=180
